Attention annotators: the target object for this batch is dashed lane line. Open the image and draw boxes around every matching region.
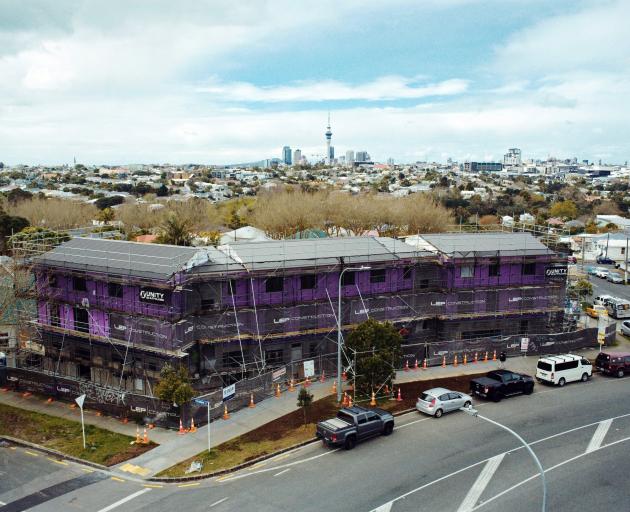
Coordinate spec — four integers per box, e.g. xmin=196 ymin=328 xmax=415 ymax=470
xmin=110 ymin=476 xmax=125 ymax=482
xmin=457 ymin=453 xmax=505 ymax=512
xmin=143 ymin=484 xmax=163 ymax=489
xmin=23 ymin=450 xmax=39 ymax=457
xmin=586 ymin=418 xmax=613 ymax=453
xmin=96 ymin=488 xmax=152 ymax=512
xmin=209 ymin=497 xmax=230 ymax=508
xmin=472 ymin=434 xmax=630 ymax=511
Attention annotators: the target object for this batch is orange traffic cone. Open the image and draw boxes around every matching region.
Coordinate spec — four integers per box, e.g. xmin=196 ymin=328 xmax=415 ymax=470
xmin=96 ymin=411 xmax=102 ymax=417
xmin=143 ymin=427 xmax=149 ymax=444
xmin=70 ymin=402 xmax=77 ymax=409
xmin=414 ymin=359 xmax=419 ymax=370
xmin=249 ymin=392 xmax=256 ymax=408
xmin=463 ymin=354 xmax=467 ymax=365
xmin=46 ymin=397 xmax=53 ymax=404
xmin=22 ymin=391 xmax=32 ymax=398
xmin=404 ymin=360 xmax=409 ymax=372
xmin=275 ymin=383 xmax=281 ymax=398
xmin=122 ymin=417 xmax=129 ymax=424
xmin=320 ymin=370 xmax=326 ymax=383
xmin=422 ymin=358 xmax=428 ymax=370
xmin=136 ymin=426 xmax=142 ymax=444
xmin=177 ymin=419 xmax=186 ymax=435
xmin=492 ymin=350 xmax=497 ymax=362
xmin=342 ymin=371 xmax=347 ymax=381
xmin=370 ymin=391 xmax=376 ymax=406
xmin=484 ymin=351 xmax=488 ymax=363
xmin=189 ymin=418 xmax=197 ymax=433
xmin=442 ymin=356 xmax=446 ymax=368
xmin=453 ymin=355 xmax=458 ymax=368
xmin=289 ymin=379 xmax=295 ymax=392
xmin=331 ymin=379 xmax=337 ymax=394
xmin=348 ymin=395 xmax=353 ymax=407
xmin=396 ymin=388 xmax=402 ymax=402
xmin=222 ymin=404 xmax=230 ymax=420
xmin=384 ymin=384 xmax=390 ymax=396
xmin=474 ymin=352 xmax=478 ymax=364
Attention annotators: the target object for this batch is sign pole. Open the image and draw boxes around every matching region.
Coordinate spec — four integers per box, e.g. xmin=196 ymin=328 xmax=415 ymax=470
xmin=207 ymin=402 xmax=211 ymax=454
xmin=75 ymin=394 xmax=86 ymax=450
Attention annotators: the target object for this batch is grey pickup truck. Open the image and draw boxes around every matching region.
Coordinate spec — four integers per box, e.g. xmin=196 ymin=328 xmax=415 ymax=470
xmin=316 ymin=405 xmax=394 ymax=450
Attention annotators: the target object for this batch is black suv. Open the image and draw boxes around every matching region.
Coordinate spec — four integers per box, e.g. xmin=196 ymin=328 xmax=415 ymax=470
xmin=595 ymin=352 xmax=630 ymax=378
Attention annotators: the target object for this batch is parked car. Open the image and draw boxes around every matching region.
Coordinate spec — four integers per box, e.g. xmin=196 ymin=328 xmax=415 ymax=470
xmin=595 ymin=268 xmax=610 ymax=279
xmin=597 ymin=256 xmax=615 ymax=265
xmin=415 ymin=387 xmax=472 ymax=418
xmin=595 ymin=351 xmax=630 ymax=378
xmin=469 ymin=370 xmax=534 ymax=402
xmin=586 ymin=266 xmax=598 ymax=275
xmin=586 ymin=304 xmax=607 ymax=318
xmin=607 ymin=272 xmax=625 ymax=284
xmin=535 ymin=354 xmax=592 ymax=386
xmin=316 ymin=405 xmax=394 ymax=450
xmin=621 ymin=321 xmax=630 ymax=337
xmin=594 ymin=294 xmax=614 ymax=306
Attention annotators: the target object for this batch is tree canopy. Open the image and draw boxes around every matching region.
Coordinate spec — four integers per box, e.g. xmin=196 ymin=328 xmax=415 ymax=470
xmin=154 ymin=363 xmax=194 ymax=406
xmin=344 ymin=319 xmax=402 ymax=395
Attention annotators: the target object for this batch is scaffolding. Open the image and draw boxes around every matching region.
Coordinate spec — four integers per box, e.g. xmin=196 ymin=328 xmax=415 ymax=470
xmin=11 ymin=229 xmax=568 ymax=393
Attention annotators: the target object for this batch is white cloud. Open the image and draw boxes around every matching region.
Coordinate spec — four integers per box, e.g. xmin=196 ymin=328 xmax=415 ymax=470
xmin=196 ymin=77 xmax=469 ymax=102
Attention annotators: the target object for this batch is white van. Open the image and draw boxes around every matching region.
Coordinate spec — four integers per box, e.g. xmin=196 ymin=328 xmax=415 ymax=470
xmin=606 ymin=298 xmax=630 ymax=319
xmin=594 ymin=294 xmax=613 ymax=306
xmin=535 ymin=354 xmax=592 ymax=386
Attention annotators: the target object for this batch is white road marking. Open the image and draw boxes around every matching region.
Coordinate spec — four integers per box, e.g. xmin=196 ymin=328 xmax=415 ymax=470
xmin=372 ymin=502 xmax=393 ymax=512
xmin=209 ymin=497 xmax=229 ymax=508
xmin=472 ymin=434 xmax=630 ymax=511
xmin=457 ymin=454 xmax=505 ymax=512
xmin=369 ymin=411 xmax=630 ymax=511
xmin=274 ymin=468 xmax=291 ymax=477
xmin=96 ymin=489 xmax=151 ymax=512
xmin=0 ymin=501 xmax=6 ymax=506
xmin=586 ymin=419 xmax=613 ymax=453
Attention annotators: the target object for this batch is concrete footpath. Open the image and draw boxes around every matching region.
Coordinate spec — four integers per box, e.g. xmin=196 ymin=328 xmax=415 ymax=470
xmin=3 ymin=339 xmax=627 ymax=478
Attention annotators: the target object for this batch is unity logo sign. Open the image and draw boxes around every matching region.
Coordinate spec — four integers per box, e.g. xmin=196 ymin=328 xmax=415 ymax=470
xmin=139 ymin=287 xmax=168 ymax=304
xmin=545 ymin=265 xmax=568 ymax=279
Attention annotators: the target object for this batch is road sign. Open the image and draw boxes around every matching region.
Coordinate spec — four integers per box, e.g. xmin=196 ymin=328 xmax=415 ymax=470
xmin=222 ymin=384 xmax=236 ymax=402
xmin=194 ymin=398 xmax=208 ymax=406
xmin=272 ymin=367 xmax=286 ymax=381
xmin=303 ymin=360 xmax=315 ymax=378
xmin=520 ymin=338 xmax=529 ymax=352
xmin=75 ymin=394 xmax=86 ymax=409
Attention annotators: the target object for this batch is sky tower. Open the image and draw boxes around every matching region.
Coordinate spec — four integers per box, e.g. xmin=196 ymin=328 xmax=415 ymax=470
xmin=325 ymin=113 xmax=332 ymax=165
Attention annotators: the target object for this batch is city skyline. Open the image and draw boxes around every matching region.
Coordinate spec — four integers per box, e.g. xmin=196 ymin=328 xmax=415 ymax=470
xmin=0 ymin=0 xmax=629 ymax=165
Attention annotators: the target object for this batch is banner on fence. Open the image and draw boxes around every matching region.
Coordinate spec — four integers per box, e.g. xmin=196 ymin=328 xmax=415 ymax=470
xmin=222 ymin=383 xmax=236 ymax=402
xmin=303 ymin=360 xmax=315 ymax=378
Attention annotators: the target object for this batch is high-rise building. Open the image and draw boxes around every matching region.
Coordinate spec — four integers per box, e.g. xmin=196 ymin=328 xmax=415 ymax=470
xmin=328 ymin=145 xmax=334 ymax=161
xmin=325 ymin=114 xmax=332 ymax=165
xmin=356 ymin=151 xmax=370 ymax=163
xmin=293 ymin=149 xmax=302 ymax=165
xmin=282 ymin=146 xmax=292 ymax=165
xmin=503 ymin=148 xmax=522 ymax=166
xmin=345 ymin=150 xmax=355 ymax=166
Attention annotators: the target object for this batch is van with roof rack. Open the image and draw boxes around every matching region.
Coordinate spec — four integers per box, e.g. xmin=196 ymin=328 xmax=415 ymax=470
xmin=535 ymin=354 xmax=592 ymax=386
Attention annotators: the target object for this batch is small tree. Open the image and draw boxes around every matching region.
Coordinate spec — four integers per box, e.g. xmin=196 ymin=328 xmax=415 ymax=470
xmin=154 ymin=363 xmax=194 ymax=406
xmin=297 ymin=386 xmax=313 ymax=426
xmin=157 ymin=214 xmax=192 ymax=246
xmin=345 ymin=319 xmax=402 ymax=395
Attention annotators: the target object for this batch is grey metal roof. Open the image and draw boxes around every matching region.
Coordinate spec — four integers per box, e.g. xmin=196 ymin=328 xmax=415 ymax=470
xmin=190 ymin=237 xmax=429 ymax=274
xmin=417 ymin=232 xmax=552 ymax=257
xmin=34 ymin=238 xmax=200 ymax=280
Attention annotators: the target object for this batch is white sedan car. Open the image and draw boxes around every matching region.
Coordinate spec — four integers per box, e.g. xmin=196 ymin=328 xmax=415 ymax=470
xmin=416 ymin=387 xmax=473 ymax=418
xmin=621 ymin=321 xmax=630 ymax=337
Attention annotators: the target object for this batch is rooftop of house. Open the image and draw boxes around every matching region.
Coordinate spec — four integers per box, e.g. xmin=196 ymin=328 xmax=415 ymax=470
xmin=405 ymin=232 xmax=553 ymax=258
xmin=33 ymin=236 xmax=431 ymax=280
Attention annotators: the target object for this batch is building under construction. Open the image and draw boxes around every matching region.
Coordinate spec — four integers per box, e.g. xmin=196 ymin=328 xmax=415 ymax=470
xmin=20 ymin=231 xmax=568 ymax=394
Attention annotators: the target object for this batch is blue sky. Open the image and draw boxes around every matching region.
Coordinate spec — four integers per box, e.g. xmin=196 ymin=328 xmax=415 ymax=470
xmin=0 ymin=0 xmax=628 ymax=165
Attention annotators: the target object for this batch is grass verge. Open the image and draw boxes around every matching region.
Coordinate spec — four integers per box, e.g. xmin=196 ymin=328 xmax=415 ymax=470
xmin=157 ymin=372 xmax=485 ymax=478
xmin=0 ymin=403 xmax=156 ymax=466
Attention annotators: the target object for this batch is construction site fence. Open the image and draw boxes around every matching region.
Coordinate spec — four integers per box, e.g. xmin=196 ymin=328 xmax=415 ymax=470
xmin=1 ymin=325 xmax=612 ymax=429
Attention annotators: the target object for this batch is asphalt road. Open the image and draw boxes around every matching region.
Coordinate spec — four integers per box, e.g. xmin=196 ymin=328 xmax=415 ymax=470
xmin=3 ymin=372 xmax=630 ymax=512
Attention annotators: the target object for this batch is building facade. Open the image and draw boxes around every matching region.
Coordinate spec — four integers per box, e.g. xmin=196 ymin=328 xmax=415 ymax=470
xmin=26 ymin=233 xmax=567 ymax=393
xmin=464 ymin=162 xmax=503 ymax=173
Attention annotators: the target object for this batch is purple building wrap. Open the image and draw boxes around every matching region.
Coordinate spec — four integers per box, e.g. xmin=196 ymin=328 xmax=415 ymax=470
xmin=24 ymin=232 xmax=569 ymax=392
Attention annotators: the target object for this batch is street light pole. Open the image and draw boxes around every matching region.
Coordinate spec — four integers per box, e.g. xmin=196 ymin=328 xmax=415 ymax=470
xmin=463 ymin=406 xmax=546 ymax=512
xmin=75 ymin=394 xmax=86 ymax=450
xmin=337 ymin=266 xmax=370 ymax=403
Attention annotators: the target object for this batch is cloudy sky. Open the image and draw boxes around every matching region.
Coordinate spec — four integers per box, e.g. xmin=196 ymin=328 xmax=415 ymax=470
xmin=1 ymin=0 xmax=628 ymax=165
